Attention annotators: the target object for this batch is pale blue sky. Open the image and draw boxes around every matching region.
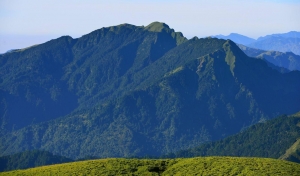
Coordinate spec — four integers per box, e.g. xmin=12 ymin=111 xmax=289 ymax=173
xmin=0 ymin=0 xmax=299 ymax=53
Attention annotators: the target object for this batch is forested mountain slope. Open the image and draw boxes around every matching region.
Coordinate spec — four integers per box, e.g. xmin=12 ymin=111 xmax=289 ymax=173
xmin=168 ymin=113 xmax=300 ymax=164
xmin=0 ymin=150 xmax=73 ymax=172
xmin=1 ymin=22 xmax=299 ymax=159
xmin=0 ymin=22 xmax=187 ymax=131
xmin=238 ymin=44 xmax=300 ymax=71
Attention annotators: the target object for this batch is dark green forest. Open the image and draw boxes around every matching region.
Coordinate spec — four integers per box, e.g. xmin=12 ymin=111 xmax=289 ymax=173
xmin=166 ymin=113 xmax=300 ymax=163
xmin=0 ymin=150 xmax=73 ymax=172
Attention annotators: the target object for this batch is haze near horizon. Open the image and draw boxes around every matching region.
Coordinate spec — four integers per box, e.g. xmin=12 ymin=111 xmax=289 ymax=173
xmin=0 ymin=0 xmax=299 ymax=53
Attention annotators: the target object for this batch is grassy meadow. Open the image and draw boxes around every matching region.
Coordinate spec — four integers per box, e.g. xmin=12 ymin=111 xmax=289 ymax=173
xmin=1 ymin=156 xmax=300 ymax=175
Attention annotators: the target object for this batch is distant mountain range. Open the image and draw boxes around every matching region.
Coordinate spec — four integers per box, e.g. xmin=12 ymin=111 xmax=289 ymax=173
xmin=237 ymin=44 xmax=300 ymax=71
xmin=0 ymin=22 xmax=299 ymax=161
xmin=257 ymin=31 xmax=300 ymax=41
xmin=213 ymin=31 xmax=300 ymax=56
xmin=214 ymin=33 xmax=256 ymax=45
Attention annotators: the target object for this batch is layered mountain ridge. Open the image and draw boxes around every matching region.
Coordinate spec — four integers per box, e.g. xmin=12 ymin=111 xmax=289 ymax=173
xmin=213 ymin=31 xmax=300 ymax=56
xmin=0 ymin=22 xmax=299 ymax=159
xmin=238 ymin=44 xmax=300 ymax=71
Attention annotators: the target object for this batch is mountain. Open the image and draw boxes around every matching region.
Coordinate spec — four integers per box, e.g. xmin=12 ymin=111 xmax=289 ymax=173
xmin=0 ymin=22 xmax=300 ymax=159
xmin=238 ymin=44 xmax=300 ymax=71
xmin=237 ymin=44 xmax=265 ymax=56
xmin=0 ymin=22 xmax=187 ymax=132
xmin=167 ymin=113 xmax=300 ymax=163
xmin=257 ymin=31 xmax=300 ymax=41
xmin=0 ymin=150 xmax=73 ymax=172
xmin=213 ymin=33 xmax=256 ymax=45
xmin=1 ymin=157 xmax=300 ymax=175
xmin=214 ymin=31 xmax=300 ymax=55
xmin=248 ymin=36 xmax=300 ymax=55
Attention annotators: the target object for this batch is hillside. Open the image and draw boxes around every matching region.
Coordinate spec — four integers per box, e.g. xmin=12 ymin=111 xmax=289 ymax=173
xmin=1 ymin=22 xmax=300 ymax=159
xmin=0 ymin=150 xmax=73 ymax=172
xmin=280 ymin=139 xmax=300 ymax=163
xmin=168 ymin=113 xmax=300 ymax=163
xmin=0 ymin=157 xmax=299 ymax=175
xmin=238 ymin=44 xmax=300 ymax=71
xmin=0 ymin=22 xmax=187 ymax=132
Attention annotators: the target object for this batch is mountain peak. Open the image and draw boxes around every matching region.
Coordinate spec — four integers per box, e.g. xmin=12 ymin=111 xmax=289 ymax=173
xmin=144 ymin=21 xmax=171 ymax=32
xmin=144 ymin=21 xmax=187 ymax=45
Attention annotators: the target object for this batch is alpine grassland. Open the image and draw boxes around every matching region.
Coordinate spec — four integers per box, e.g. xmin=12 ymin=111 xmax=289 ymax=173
xmin=1 ymin=157 xmax=299 ymax=176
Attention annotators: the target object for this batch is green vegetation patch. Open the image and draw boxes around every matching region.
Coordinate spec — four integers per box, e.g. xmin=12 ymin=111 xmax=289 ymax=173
xmin=1 ymin=157 xmax=299 ymax=176
xmin=163 ymin=157 xmax=300 ymax=176
xmin=223 ymin=41 xmax=236 ymax=76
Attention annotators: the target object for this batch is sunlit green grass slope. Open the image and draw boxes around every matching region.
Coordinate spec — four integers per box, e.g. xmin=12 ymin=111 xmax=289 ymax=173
xmin=1 ymin=157 xmax=299 ymax=176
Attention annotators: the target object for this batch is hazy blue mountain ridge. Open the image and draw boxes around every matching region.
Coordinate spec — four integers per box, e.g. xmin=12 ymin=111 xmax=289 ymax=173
xmin=257 ymin=31 xmax=300 ymax=41
xmin=213 ymin=33 xmax=256 ymax=45
xmin=238 ymin=44 xmax=300 ymax=71
xmin=214 ymin=31 xmax=300 ymax=56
